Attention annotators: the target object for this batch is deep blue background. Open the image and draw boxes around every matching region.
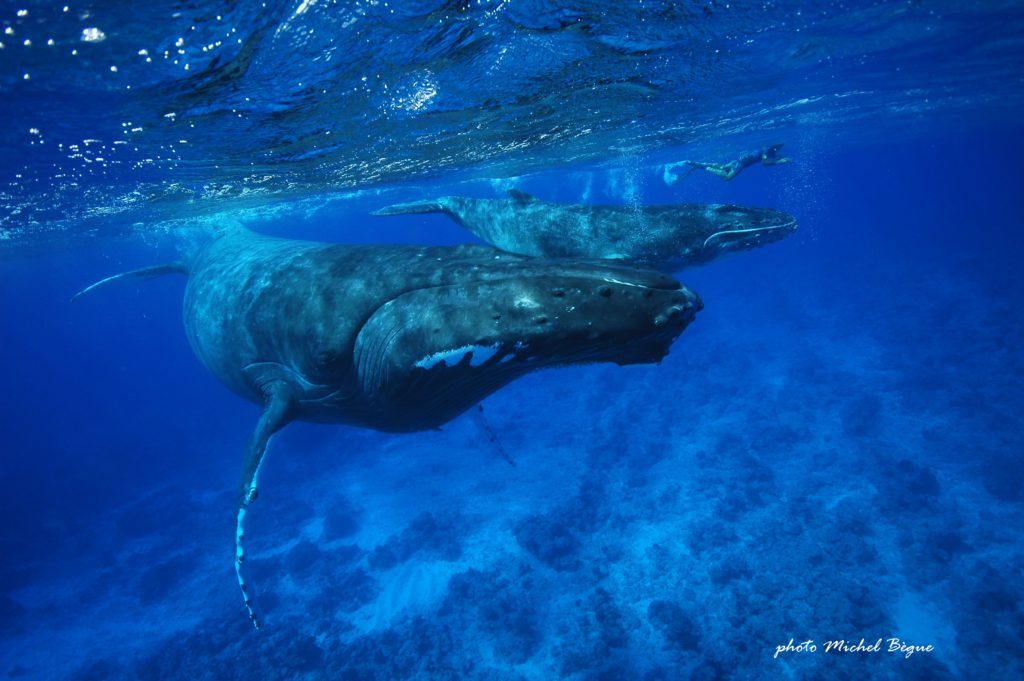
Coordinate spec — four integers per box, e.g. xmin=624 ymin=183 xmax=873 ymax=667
xmin=1 ymin=127 xmax=1019 ymax=589
xmin=1 ymin=127 xmax=1022 ymax=679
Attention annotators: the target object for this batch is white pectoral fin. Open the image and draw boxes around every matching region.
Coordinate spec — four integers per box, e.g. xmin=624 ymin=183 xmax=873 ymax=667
xmin=71 ymin=262 xmax=188 ymax=302
xmin=234 ymin=379 xmax=296 ymax=630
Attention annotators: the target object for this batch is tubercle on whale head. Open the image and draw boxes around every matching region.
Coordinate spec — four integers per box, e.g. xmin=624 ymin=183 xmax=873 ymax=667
xmin=351 ymin=259 xmax=701 ymax=431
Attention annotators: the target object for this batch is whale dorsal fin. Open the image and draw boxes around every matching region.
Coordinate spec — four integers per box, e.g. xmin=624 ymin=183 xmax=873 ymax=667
xmin=507 ymin=189 xmax=535 ymax=204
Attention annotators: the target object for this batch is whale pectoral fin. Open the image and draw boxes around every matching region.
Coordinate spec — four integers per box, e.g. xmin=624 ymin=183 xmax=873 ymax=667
xmin=507 ymin=188 xmax=535 ymax=205
xmin=244 ymin=361 xmax=335 ymax=399
xmin=239 ymin=381 xmax=296 ymax=504
xmin=71 ymin=262 xmax=188 ymax=302
xmin=244 ymin=362 xmax=303 ymax=395
xmin=370 ymin=200 xmax=447 ymax=217
xmin=235 ymin=380 xmax=296 ymax=630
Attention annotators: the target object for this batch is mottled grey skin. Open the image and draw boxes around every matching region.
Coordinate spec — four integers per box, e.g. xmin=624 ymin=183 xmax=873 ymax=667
xmin=373 ymin=190 xmax=797 ymax=271
xmin=75 ymin=228 xmax=701 ymax=629
xmin=183 ymin=229 xmax=699 ymax=432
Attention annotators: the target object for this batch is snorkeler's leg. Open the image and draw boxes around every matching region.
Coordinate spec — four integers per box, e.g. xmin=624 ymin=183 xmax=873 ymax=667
xmin=667 ymin=157 xmax=747 ymax=182
xmin=704 ymin=161 xmax=740 ymax=180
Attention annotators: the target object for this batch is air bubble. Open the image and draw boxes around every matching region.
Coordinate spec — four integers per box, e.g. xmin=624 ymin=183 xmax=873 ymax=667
xmin=81 ymin=27 xmax=105 ymax=43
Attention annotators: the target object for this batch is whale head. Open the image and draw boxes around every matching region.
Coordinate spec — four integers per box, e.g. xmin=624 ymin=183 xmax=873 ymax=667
xmin=351 ymin=254 xmax=701 ymax=431
xmin=696 ymin=204 xmax=797 ymax=258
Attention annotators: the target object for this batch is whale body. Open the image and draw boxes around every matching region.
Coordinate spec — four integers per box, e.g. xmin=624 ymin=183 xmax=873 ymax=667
xmin=374 ymin=190 xmax=797 ymax=271
xmin=75 ymin=228 xmax=702 ymax=627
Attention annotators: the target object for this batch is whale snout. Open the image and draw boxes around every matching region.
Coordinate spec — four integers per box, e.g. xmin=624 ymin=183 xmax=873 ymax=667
xmin=655 ymin=296 xmax=702 ymax=328
xmin=711 ymin=203 xmax=796 ymax=227
xmin=701 ymin=205 xmax=798 ymax=253
xmin=351 ymin=259 xmax=701 ymax=431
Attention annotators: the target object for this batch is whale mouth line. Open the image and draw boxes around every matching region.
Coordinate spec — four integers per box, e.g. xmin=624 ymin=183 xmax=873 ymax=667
xmin=601 ymin=276 xmax=649 ymax=289
xmin=702 ymin=220 xmax=798 ymax=249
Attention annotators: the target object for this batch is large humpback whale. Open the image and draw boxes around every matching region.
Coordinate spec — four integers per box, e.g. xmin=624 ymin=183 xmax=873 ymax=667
xmin=74 ymin=228 xmax=701 ymax=628
xmin=373 ymin=190 xmax=797 ymax=271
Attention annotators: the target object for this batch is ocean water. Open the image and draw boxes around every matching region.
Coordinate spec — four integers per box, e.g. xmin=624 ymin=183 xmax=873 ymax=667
xmin=1 ymin=2 xmax=1023 ymax=680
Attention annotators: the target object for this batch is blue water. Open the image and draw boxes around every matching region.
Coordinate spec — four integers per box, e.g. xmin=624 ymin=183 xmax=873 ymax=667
xmin=2 ymin=2 xmax=1023 ymax=680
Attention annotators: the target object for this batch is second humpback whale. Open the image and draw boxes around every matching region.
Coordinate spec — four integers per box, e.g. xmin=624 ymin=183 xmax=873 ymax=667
xmin=74 ymin=228 xmax=701 ymax=628
xmin=373 ymin=190 xmax=797 ymax=271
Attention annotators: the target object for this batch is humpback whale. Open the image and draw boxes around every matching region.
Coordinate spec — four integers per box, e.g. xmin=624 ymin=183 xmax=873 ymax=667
xmin=74 ymin=228 xmax=701 ymax=628
xmin=373 ymin=190 xmax=797 ymax=271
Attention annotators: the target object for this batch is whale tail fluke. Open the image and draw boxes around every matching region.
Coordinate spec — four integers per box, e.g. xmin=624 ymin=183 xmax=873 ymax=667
xmin=371 ymin=199 xmax=452 ymax=217
xmin=71 ymin=262 xmax=189 ymax=303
